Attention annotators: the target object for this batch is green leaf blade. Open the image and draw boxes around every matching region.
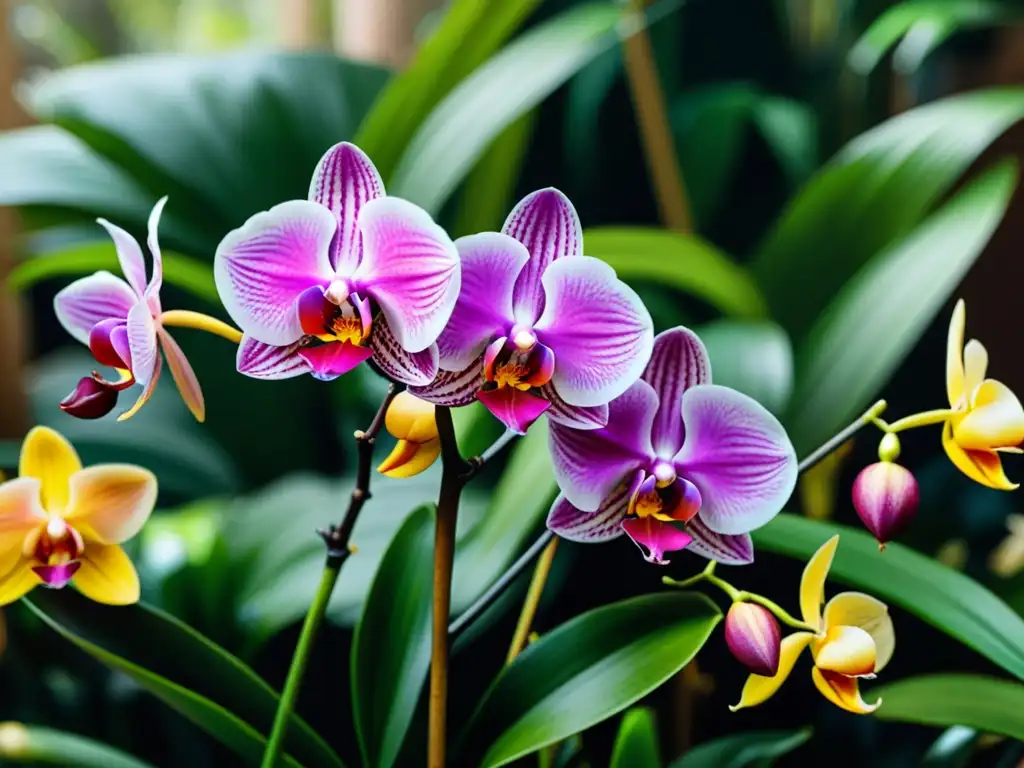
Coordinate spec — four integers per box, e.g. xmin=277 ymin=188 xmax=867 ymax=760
xmin=668 ymin=729 xmax=812 ymax=768
xmin=610 ymin=708 xmax=661 ymax=768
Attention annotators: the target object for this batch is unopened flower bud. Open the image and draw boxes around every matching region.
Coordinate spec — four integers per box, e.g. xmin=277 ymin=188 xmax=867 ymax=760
xmin=377 ymin=392 xmax=441 ymax=478
xmin=724 ymin=602 xmax=781 ymax=677
xmin=852 ymin=461 xmax=919 ymax=549
xmin=59 ymin=377 xmax=119 ymax=420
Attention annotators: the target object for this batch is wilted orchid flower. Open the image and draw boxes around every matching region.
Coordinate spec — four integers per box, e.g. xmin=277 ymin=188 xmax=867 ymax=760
xmin=730 ymin=535 xmax=894 ymax=715
xmin=412 ymin=189 xmax=653 ymax=434
xmin=377 ymin=392 xmax=441 ymax=478
xmin=54 ymin=198 xmax=206 ymax=421
xmin=214 ymin=142 xmax=460 ymax=385
xmin=546 ymin=327 xmax=797 ymax=565
xmin=0 ymin=427 xmax=156 ymax=605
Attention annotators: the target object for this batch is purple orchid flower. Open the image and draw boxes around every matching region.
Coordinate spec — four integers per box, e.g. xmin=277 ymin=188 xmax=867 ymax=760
xmin=53 ymin=197 xmax=205 ymax=422
xmin=214 ymin=142 xmax=460 ymax=385
xmin=546 ymin=327 xmax=798 ymax=565
xmin=412 ymin=188 xmax=653 ymax=434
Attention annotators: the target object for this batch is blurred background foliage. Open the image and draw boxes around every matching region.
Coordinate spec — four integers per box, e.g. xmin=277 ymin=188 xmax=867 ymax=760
xmin=3 ymin=0 xmax=1024 ymax=766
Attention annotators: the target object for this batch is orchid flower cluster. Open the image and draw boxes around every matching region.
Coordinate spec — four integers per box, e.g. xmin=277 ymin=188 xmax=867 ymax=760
xmin=4 ymin=140 xmax=1021 ymax=719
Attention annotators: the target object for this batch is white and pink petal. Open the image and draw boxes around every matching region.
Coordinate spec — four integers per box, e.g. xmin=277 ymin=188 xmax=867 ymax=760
xmin=685 ymin=515 xmax=754 ymax=565
xmin=236 ymin=336 xmax=310 ymax=380
xmin=370 ymin=317 xmax=439 ymax=386
xmin=54 ymin=272 xmax=137 ymax=345
xmin=546 ymin=485 xmax=630 ymax=544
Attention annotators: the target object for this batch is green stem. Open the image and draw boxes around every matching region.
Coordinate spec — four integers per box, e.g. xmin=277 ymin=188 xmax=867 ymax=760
xmin=260 ymin=564 xmax=340 ymax=768
xmin=797 ymin=399 xmax=887 ymax=473
xmin=734 ymin=591 xmax=818 ymax=633
xmin=885 ymin=409 xmax=954 ymax=433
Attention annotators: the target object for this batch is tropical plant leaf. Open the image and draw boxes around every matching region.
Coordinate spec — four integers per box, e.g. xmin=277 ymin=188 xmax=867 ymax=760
xmin=696 ymin=319 xmax=793 ymax=415
xmin=0 ymin=724 xmax=157 ymax=768
xmin=668 ymin=728 xmax=812 ymax=768
xmin=610 ymin=708 xmax=661 ymax=768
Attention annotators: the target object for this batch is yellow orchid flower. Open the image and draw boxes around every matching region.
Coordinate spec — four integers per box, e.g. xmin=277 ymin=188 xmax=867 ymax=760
xmin=730 ymin=535 xmax=894 ymax=715
xmin=377 ymin=392 xmax=441 ymax=479
xmin=0 ymin=426 xmax=157 ymax=605
xmin=943 ymin=299 xmax=1024 ymax=490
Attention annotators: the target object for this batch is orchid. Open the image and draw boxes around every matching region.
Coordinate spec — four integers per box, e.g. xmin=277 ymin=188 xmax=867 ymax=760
xmin=378 ymin=392 xmax=441 ymax=478
xmin=545 ymin=327 xmax=797 ymax=565
xmin=0 ymin=427 xmax=156 ymax=605
xmin=412 ymin=188 xmax=653 ymax=434
xmin=214 ymin=142 xmax=460 ymax=385
xmin=730 ymin=535 xmax=895 ymax=715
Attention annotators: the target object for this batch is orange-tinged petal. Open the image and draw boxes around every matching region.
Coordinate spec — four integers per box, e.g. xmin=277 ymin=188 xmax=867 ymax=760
xmin=729 ymin=631 xmax=814 ymax=712
xmin=384 ymin=391 xmax=438 ymax=444
xmin=962 ymin=340 xmax=988 ymax=399
xmin=956 ymin=380 xmax=1024 ymax=451
xmin=18 ymin=427 xmax=81 ymax=513
xmin=158 ymin=328 xmax=205 ymax=423
xmin=811 ymin=667 xmax=880 ymax=715
xmin=812 ymin=625 xmax=876 ymax=677
xmin=823 ymin=591 xmax=895 ymax=672
xmin=64 ymin=465 xmax=157 ymax=544
xmin=800 ymin=535 xmax=838 ymax=628
xmin=117 ymin=354 xmax=162 ymax=422
xmin=0 ymin=477 xmax=46 ymax=536
xmin=0 ymin=557 xmax=39 ymax=605
xmin=946 ymin=299 xmax=966 ymax=408
xmin=378 ymin=438 xmax=441 ymax=479
xmin=72 ymin=544 xmax=140 ymax=605
xmin=942 ymin=421 xmax=1016 ymax=490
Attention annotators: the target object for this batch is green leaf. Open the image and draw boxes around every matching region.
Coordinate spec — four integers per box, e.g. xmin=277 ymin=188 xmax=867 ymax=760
xmin=583 ymin=227 xmax=766 ymax=319
xmin=24 ymin=591 xmax=343 ymax=768
xmin=0 ymin=724 xmax=157 ymax=768
xmin=696 ymin=319 xmax=793 ymax=416
xmin=610 ymin=708 xmax=661 ymax=768
xmin=458 ymin=592 xmax=721 ymax=767
xmin=352 ymin=505 xmax=436 ymax=768
xmin=754 ymin=88 xmax=1024 ymax=341
xmin=874 ymin=674 xmax=1024 ymax=741
xmin=753 ymin=514 xmax=1024 ymax=680
xmin=784 ymin=159 xmax=1016 ymax=456
xmin=668 ymin=729 xmax=812 ymax=768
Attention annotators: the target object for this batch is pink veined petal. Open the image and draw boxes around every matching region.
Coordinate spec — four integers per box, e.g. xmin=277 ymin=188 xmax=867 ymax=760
xmin=214 ymin=200 xmax=336 ymax=346
xmin=118 ymin=352 xmax=162 ymax=422
xmin=547 ymin=484 xmax=630 ymax=543
xmin=436 ymin=232 xmax=527 ymax=372
xmin=126 ymin=301 xmax=159 ymax=389
xmin=542 ymin=383 xmax=608 ymax=430
xmin=503 ymin=188 xmax=582 ymax=325
xmin=308 ymin=142 xmax=385 ymax=273
xmin=621 ymin=517 xmax=693 ymax=565
xmin=644 ymin=327 xmax=711 ymax=457
xmin=298 ymin=341 xmax=373 ymax=381
xmin=674 ymin=385 xmax=797 ymax=535
xmin=685 ymin=514 xmax=754 ymax=565
xmin=477 ymin=387 xmax=551 ymax=434
xmin=534 ymin=256 xmax=653 ymax=408
xmin=145 ymin=196 xmax=168 ymax=314
xmin=96 ymin=218 xmax=146 ymax=298
xmin=236 ymin=336 xmax=310 ymax=380
xmin=157 ymin=328 xmax=205 ymax=422
xmin=353 ymin=197 xmax=460 ymax=354
xmin=54 ymin=272 xmax=137 ymax=345
xmin=549 ymin=379 xmax=658 ymax=512
xmin=411 ymin=359 xmax=484 ymax=407
xmin=370 ymin=316 xmax=439 ymax=386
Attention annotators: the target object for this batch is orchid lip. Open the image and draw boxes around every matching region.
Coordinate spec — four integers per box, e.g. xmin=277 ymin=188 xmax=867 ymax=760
xmin=33 ymin=561 xmax=81 ymax=589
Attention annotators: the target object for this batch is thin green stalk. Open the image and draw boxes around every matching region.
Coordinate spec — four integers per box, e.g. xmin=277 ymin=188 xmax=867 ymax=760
xmin=798 ymin=399 xmax=887 ymax=473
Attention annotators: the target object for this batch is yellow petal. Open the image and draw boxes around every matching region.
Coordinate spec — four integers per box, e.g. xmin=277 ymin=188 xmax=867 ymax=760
xmin=811 ymin=667 xmax=880 ymax=714
xmin=812 ymin=625 xmax=877 ymax=677
xmin=64 ymin=465 xmax=157 ymax=544
xmin=118 ymin=356 xmax=162 ymax=422
xmin=384 ymin=392 xmax=438 ymax=443
xmin=962 ymin=340 xmax=988 ymax=399
xmin=800 ymin=535 xmax=838 ymax=628
xmin=0 ymin=557 xmax=39 ymax=606
xmin=956 ymin=380 xmax=1024 ymax=451
xmin=946 ymin=299 xmax=966 ymax=408
xmin=18 ymin=427 xmax=81 ymax=513
xmin=729 ymin=632 xmax=814 ymax=711
xmin=0 ymin=477 xmax=46 ymax=536
xmin=942 ymin=421 xmax=1017 ymax=490
xmin=378 ymin=438 xmax=441 ymax=479
xmin=72 ymin=544 xmax=140 ymax=605
xmin=823 ymin=591 xmax=895 ymax=672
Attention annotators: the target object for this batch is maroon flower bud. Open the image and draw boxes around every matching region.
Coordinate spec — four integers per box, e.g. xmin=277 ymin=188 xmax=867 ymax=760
xmin=59 ymin=377 xmax=119 ymax=420
xmin=852 ymin=461 xmax=919 ymax=549
xmin=725 ymin=602 xmax=781 ymax=677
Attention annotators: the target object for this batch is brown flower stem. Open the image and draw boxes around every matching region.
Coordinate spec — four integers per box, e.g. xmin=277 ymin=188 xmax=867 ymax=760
xmin=505 ymin=536 xmax=559 ymax=664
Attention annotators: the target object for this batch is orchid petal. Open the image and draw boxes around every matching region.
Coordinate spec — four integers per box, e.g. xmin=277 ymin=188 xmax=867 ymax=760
xmin=89 ymin=319 xmax=131 ymax=368
xmin=64 ymin=464 xmax=157 ymax=545
xmin=117 ymin=352 xmax=162 ymax=423
xmin=411 ymin=360 xmax=484 ymax=407
xmin=0 ymin=558 xmax=39 ymax=605
xmin=378 ymin=438 xmax=441 ymax=479
xmin=643 ymin=327 xmax=711 ymax=457
xmin=621 ymin=516 xmax=693 ymax=565
xmin=298 ymin=341 xmax=374 ymax=381
xmin=478 ymin=386 xmax=551 ymax=434
xmin=20 ymin=427 xmax=81 ymax=513
xmin=942 ymin=421 xmax=1016 ymax=490
xmin=956 ymin=379 xmax=1024 ymax=450
xmin=308 ymin=142 xmax=385 ymax=273
xmin=145 ymin=196 xmax=168 ymax=314
xmin=503 ymin=188 xmax=582 ymax=325
xmin=548 ymin=379 xmax=657 ymax=511
xmin=963 ymin=339 xmax=988 ymax=399
xmin=811 ymin=667 xmax=880 ymax=715
xmin=535 ymin=256 xmax=653 ymax=408
xmin=800 ymin=534 xmax=838 ymax=629
xmin=813 ymin=625 xmax=877 ymax=677
xmin=370 ymin=317 xmax=439 ymax=386
xmin=54 ymin=272 xmax=136 ymax=345
xmin=214 ymin=200 xmax=336 ymax=346
xmin=946 ymin=299 xmax=966 ymax=408
xmin=158 ymin=329 xmax=205 ymax=422
xmin=73 ymin=543 xmax=140 ymax=605
xmin=95 ymin=218 xmax=146 ymax=298
xmin=236 ymin=336 xmax=309 ymax=380
xmin=685 ymin=515 xmax=754 ymax=565
xmin=126 ymin=301 xmax=159 ymax=388
xmin=823 ymin=592 xmax=894 ymax=673
xmin=729 ymin=632 xmax=814 ymax=711
xmin=674 ymin=385 xmax=796 ymax=535
xmin=547 ymin=484 xmax=631 ymax=543
xmin=541 ymin=383 xmax=608 ymax=430
xmin=384 ymin=391 xmax=438 ymax=443
xmin=353 ymin=197 xmax=460 ymax=353
xmin=436 ymin=233 xmax=527 ymax=371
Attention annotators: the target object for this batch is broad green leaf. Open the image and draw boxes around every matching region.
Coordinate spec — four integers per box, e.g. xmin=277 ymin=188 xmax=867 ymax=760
xmin=784 ymin=160 xmax=1016 ymax=456
xmin=754 ymin=88 xmax=1024 ymax=341
xmin=564 ymin=46 xmax=622 ymax=196
xmin=0 ymin=724 xmax=156 ymax=768
xmin=24 ymin=591 xmax=343 ymax=768
xmin=583 ymin=227 xmax=766 ymax=319
xmin=457 ymin=592 xmax=721 ymax=767
xmin=874 ymin=674 xmax=1024 ymax=741
xmin=753 ymin=514 xmax=1024 ymax=680
xmin=352 ymin=505 xmax=436 ymax=768
xmin=668 ymin=729 xmax=812 ymax=768
xmin=922 ymin=726 xmax=979 ymax=766
xmin=610 ymin=708 xmax=661 ymax=768
xmin=696 ymin=319 xmax=793 ymax=416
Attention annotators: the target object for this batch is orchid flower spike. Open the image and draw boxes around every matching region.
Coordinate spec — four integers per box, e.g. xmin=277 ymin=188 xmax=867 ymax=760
xmin=214 ymin=142 xmax=461 ymax=386
xmin=54 ymin=198 xmax=207 ymax=422
xmin=0 ymin=427 xmax=157 ymax=605
xmin=730 ymin=535 xmax=895 ymax=715
xmin=377 ymin=392 xmax=441 ymax=478
xmin=545 ymin=327 xmax=797 ymax=565
xmin=412 ymin=188 xmax=654 ymax=434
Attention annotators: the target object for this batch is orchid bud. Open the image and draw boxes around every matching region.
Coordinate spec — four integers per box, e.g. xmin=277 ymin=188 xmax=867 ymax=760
xmin=852 ymin=461 xmax=919 ymax=549
xmin=377 ymin=392 xmax=441 ymax=478
xmin=59 ymin=377 xmax=119 ymax=420
xmin=724 ymin=602 xmax=781 ymax=677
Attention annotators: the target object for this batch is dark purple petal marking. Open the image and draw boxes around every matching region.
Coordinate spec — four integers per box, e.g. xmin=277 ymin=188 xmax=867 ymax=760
xmin=643 ymin=327 xmax=711 ymax=457
xmin=546 ymin=486 xmax=630 ymax=543
xmin=685 ymin=515 xmax=754 ymax=565
xmin=542 ymin=383 xmax=608 ymax=430
xmin=370 ymin=317 xmax=439 ymax=386
xmin=236 ymin=335 xmax=310 ymax=380
xmin=411 ymin=359 xmax=484 ymax=407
